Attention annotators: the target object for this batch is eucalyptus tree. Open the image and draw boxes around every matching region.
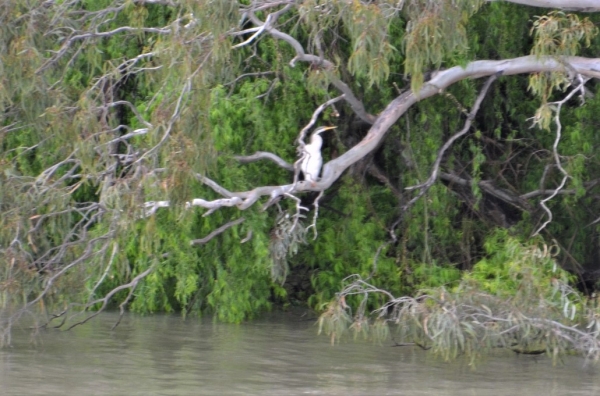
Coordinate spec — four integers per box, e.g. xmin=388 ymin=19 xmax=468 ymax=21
xmin=2 ymin=0 xmax=600 ymax=355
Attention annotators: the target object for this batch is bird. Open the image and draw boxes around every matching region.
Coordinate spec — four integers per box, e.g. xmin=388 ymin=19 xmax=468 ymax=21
xmin=300 ymin=126 xmax=336 ymax=183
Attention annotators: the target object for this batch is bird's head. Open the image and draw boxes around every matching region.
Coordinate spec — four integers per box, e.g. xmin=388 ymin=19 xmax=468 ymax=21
xmin=309 ymin=126 xmax=336 ymax=147
xmin=313 ymin=125 xmax=336 ymax=136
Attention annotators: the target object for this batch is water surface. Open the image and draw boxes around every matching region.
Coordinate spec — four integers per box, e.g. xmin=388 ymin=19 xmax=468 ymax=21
xmin=1 ymin=311 xmax=599 ymax=395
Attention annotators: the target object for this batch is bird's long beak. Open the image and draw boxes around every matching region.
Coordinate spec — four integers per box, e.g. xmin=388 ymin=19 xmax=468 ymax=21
xmin=322 ymin=126 xmax=336 ymax=131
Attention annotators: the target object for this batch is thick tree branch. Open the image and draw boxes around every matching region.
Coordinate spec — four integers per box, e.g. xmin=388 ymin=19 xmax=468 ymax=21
xmin=492 ymin=0 xmax=600 ymax=12
xmin=194 ymin=174 xmax=235 ymax=198
xmin=148 ymin=55 xmax=600 ymax=217
xmin=440 ymin=173 xmax=530 ymax=211
xmin=319 ymin=56 xmax=600 ymax=186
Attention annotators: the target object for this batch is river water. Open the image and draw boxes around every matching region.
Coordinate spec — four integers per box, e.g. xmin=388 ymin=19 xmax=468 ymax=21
xmin=1 ymin=310 xmax=599 ymax=395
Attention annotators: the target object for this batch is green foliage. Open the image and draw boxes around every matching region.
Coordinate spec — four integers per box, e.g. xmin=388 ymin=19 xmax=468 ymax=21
xmin=411 ymin=263 xmax=461 ymax=290
xmin=531 ymin=11 xmax=598 ymax=58
xmin=301 ymin=177 xmax=399 ymax=310
xmin=343 ymin=1 xmax=396 ymax=87
xmin=528 ymin=11 xmax=598 ymax=128
xmin=403 ymin=0 xmax=485 ymax=89
xmin=464 ymin=229 xmax=575 ymax=299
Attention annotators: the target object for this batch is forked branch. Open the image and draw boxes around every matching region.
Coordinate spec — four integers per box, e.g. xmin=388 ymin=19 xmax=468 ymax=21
xmin=403 ymin=72 xmax=501 ymax=211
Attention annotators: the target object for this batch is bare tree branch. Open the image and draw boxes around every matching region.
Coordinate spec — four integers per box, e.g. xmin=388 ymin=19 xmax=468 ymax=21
xmin=306 ymin=190 xmax=324 ymax=239
xmin=62 ymin=264 xmax=156 ymax=331
xmin=190 ymin=218 xmax=246 ymax=245
xmin=532 ymin=75 xmax=587 ymax=236
xmin=403 ymin=73 xmax=501 ymax=211
xmin=37 ymin=26 xmax=173 ymax=74
xmin=520 ymin=189 xmax=576 ymax=199
xmin=224 ymin=71 xmax=276 ymax=87
xmin=234 ymin=152 xmax=294 ymax=171
xmin=366 ymin=163 xmax=403 ymax=200
xmin=440 ymin=172 xmax=531 ymax=211
xmin=242 ymin=9 xmax=376 ymax=124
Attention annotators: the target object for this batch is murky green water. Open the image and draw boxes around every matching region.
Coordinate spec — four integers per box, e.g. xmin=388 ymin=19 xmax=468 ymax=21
xmin=1 ymin=311 xmax=599 ymax=395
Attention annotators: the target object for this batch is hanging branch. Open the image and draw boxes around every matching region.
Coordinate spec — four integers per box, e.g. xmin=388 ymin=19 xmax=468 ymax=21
xmin=284 ymin=193 xmax=309 ymax=233
xmin=306 ymin=190 xmax=325 ymax=239
xmin=532 ymin=75 xmax=587 ymax=236
xmin=62 ymin=264 xmax=156 ymax=331
xmin=190 ymin=218 xmax=246 ymax=246
xmin=241 ymin=8 xmax=376 ymax=124
xmin=402 ymin=72 xmax=502 ymax=212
